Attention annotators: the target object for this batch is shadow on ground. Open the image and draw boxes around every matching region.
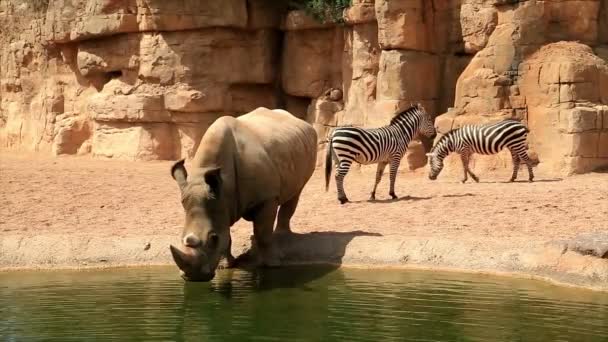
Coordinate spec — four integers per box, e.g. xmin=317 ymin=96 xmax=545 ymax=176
xmin=274 ymin=230 xmax=382 ymax=264
xmin=350 ymin=195 xmax=432 ymax=204
xmin=479 ymin=178 xmax=563 ymax=184
xmin=441 ymin=193 xmax=475 ymax=198
xmin=199 ymin=230 xmax=381 ymax=294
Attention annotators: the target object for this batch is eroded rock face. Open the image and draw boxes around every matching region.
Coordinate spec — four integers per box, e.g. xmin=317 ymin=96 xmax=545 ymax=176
xmin=1 ymin=0 xmax=606 ymax=175
xmin=519 ymin=42 xmax=608 ymax=174
xmin=1 ymin=0 xmax=282 ymax=160
xmin=434 ymin=1 xmax=607 ymax=176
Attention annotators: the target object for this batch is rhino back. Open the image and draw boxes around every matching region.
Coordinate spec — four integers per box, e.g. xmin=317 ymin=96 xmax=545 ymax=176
xmin=189 ymin=108 xmax=317 ymax=220
xmin=236 ymin=108 xmax=317 ymax=204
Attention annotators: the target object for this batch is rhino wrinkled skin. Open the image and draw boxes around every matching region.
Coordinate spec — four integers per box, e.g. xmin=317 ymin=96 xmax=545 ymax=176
xmin=170 ymin=107 xmax=318 ymax=281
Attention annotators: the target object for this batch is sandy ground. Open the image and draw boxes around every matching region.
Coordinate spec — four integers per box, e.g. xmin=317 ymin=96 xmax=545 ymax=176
xmin=1 ymin=152 xmax=607 ymax=289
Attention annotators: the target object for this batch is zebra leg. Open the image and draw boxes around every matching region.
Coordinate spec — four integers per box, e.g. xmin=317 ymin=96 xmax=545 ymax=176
xmin=461 ymin=152 xmax=479 ymax=183
xmin=526 ymin=160 xmax=535 ymax=182
xmin=509 ymin=148 xmax=521 ymax=182
xmin=517 ymin=150 xmax=535 ymax=182
xmin=460 ymin=153 xmax=469 ymax=183
xmin=370 ymin=161 xmax=388 ymax=201
xmin=468 ymin=170 xmax=479 ymax=183
xmin=388 ymin=156 xmax=402 ymax=199
xmin=335 ymin=160 xmax=352 ymax=204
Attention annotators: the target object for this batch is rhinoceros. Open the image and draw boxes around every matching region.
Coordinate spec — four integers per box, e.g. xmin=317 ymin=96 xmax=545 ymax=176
xmin=169 ymin=107 xmax=317 ymax=281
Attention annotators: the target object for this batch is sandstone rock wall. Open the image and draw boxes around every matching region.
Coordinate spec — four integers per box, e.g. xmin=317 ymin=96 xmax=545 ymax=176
xmin=1 ymin=0 xmax=284 ymax=160
xmin=1 ymin=0 xmax=606 ymax=175
xmin=434 ymin=0 xmax=608 ymax=175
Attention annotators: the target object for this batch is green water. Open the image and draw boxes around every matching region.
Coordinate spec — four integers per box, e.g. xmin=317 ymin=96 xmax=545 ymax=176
xmin=1 ymin=266 xmax=607 ymax=342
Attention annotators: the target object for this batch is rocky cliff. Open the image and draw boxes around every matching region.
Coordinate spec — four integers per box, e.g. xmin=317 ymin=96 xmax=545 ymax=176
xmin=1 ymin=0 xmax=607 ymax=175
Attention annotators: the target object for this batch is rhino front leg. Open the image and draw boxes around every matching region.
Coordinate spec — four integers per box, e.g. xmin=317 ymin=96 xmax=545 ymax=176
xmin=218 ymin=233 xmax=237 ymax=269
xmin=253 ymin=201 xmax=280 ymax=267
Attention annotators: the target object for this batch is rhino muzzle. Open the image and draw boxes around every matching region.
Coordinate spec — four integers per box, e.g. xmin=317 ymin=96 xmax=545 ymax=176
xmin=169 ymin=245 xmax=216 ymax=282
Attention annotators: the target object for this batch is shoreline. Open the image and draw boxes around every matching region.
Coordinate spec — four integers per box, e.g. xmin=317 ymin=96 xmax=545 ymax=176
xmin=1 ymin=233 xmax=606 ymax=292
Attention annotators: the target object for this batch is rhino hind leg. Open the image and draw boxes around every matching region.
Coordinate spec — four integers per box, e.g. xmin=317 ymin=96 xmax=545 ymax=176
xmin=253 ymin=201 xmax=281 ymax=267
xmin=275 ymin=190 xmax=303 ymax=234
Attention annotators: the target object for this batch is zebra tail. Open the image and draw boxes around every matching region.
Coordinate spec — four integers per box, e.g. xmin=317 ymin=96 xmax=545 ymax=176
xmin=325 ymin=137 xmax=333 ymax=192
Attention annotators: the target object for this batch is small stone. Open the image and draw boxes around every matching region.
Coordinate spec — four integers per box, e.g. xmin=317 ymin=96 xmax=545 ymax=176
xmin=494 ymin=75 xmax=512 ymax=86
xmin=144 ymin=242 xmax=151 ymax=251
xmin=329 ymin=88 xmax=343 ymax=101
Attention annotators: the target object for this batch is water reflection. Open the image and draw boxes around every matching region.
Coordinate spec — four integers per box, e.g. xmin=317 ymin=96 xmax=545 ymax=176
xmin=1 ymin=267 xmax=607 ymax=342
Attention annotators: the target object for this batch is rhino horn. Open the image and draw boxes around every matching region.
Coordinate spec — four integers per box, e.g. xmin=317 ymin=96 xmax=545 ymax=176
xmin=170 ymin=245 xmax=193 ymax=271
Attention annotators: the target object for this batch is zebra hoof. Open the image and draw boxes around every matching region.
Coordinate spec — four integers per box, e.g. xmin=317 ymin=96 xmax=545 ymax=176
xmin=509 ymin=178 xmax=515 ymax=182
xmin=338 ymin=197 xmax=349 ymax=205
xmin=389 ymin=192 xmax=398 ymax=200
xmin=473 ymin=178 xmax=479 ymax=183
xmin=461 ymin=180 xmax=467 ymax=184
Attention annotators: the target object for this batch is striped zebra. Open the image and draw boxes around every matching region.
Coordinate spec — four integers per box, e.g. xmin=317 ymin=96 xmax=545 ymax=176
xmin=325 ymin=103 xmax=436 ymax=204
xmin=426 ymin=119 xmax=538 ymax=183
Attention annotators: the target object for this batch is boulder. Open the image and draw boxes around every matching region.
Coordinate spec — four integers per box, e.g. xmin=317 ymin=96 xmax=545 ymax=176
xmin=375 ymin=0 xmax=432 ymax=51
xmin=344 ymin=2 xmax=376 ymax=24
xmin=307 ymin=98 xmax=344 ymax=127
xmin=89 ymin=90 xmax=170 ymax=123
xmin=564 ymin=232 xmax=608 ymax=259
xmin=405 ymin=140 xmax=427 ymax=171
xmin=52 ymin=113 xmax=91 ymax=155
xmin=92 ymin=122 xmax=174 ymax=160
xmin=460 ymin=3 xmax=497 ymax=53
xmin=559 ymin=107 xmax=601 ymax=134
xmin=343 ymin=22 xmax=380 ymax=128
xmin=376 ymin=50 xmax=439 ymax=102
xmin=164 ymin=87 xmax=225 ymax=113
xmin=282 ymin=28 xmax=342 ymax=98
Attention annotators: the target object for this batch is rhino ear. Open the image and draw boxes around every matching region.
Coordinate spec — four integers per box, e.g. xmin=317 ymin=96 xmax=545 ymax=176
xmin=204 ymin=167 xmax=222 ymax=195
xmin=171 ymin=159 xmax=188 ymax=191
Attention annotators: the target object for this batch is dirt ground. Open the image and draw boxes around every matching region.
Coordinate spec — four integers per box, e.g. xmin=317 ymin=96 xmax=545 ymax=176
xmin=1 ymin=152 xmax=607 ymax=289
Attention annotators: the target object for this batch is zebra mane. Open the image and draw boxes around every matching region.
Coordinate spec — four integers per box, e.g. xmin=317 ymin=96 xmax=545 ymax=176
xmin=430 ymin=130 xmax=456 ymax=153
xmin=389 ymin=104 xmax=422 ymax=126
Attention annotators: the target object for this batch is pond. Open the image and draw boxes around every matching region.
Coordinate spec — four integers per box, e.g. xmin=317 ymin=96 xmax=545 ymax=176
xmin=1 ymin=266 xmax=607 ymax=341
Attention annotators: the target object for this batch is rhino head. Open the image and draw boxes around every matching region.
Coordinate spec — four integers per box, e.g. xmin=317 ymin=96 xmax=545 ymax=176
xmin=170 ymin=159 xmax=230 ymax=282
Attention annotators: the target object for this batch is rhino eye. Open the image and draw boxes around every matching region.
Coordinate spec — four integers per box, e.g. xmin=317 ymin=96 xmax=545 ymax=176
xmin=208 ymin=233 xmax=219 ymax=249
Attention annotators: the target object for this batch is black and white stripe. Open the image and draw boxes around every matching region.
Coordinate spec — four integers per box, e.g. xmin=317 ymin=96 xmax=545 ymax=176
xmin=427 ymin=119 xmax=538 ymax=183
xmin=325 ymin=104 xmax=436 ymax=204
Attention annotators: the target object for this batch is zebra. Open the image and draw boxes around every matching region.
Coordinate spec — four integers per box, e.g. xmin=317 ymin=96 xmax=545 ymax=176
xmin=426 ymin=119 xmax=539 ymax=183
xmin=325 ymin=103 xmax=437 ymax=204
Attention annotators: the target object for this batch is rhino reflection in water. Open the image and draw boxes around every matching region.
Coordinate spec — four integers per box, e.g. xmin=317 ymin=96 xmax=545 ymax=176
xmin=170 ymin=107 xmax=318 ymax=281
